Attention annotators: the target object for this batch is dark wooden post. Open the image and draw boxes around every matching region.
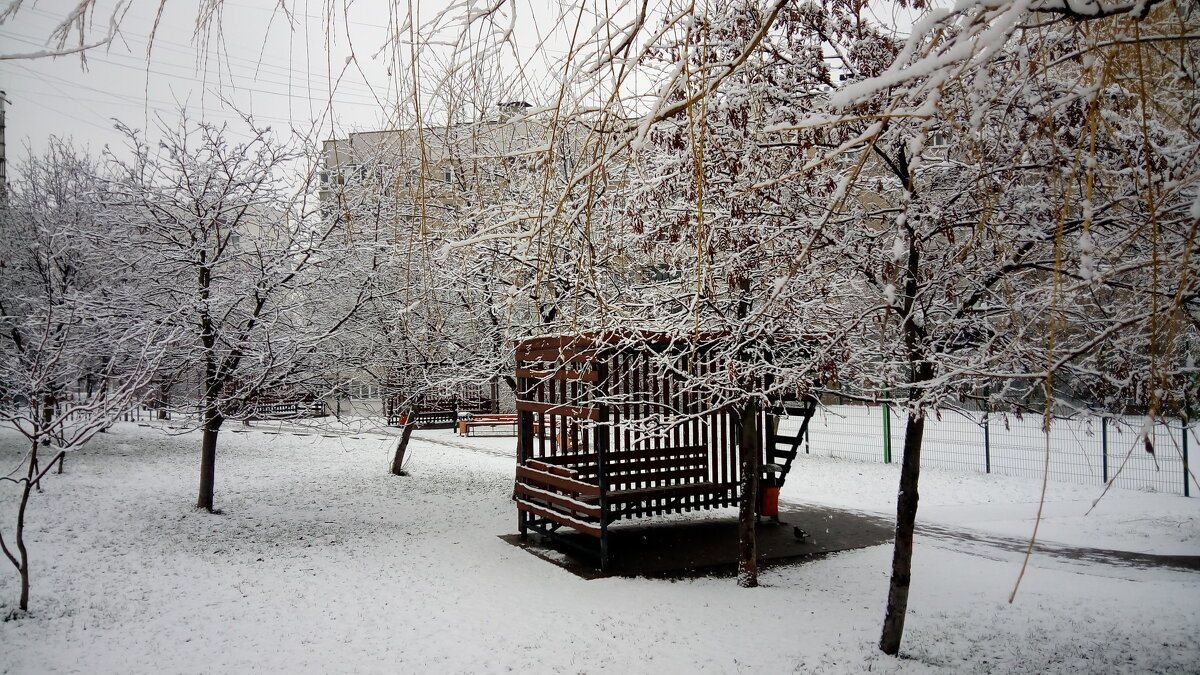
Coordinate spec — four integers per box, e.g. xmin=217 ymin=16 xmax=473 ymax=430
xmin=595 ymin=357 xmax=611 ymax=571
xmin=516 ymin=368 xmax=534 ymax=539
xmin=737 ymin=398 xmax=760 ymax=587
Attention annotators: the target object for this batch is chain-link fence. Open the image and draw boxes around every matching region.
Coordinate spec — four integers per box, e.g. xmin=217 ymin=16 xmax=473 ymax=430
xmin=779 ymin=405 xmax=1197 ymax=497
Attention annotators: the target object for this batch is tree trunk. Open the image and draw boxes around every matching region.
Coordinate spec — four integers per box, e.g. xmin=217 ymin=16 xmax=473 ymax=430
xmin=17 ymin=484 xmax=32 ymax=611
xmin=40 ymin=392 xmax=54 ymax=446
xmin=157 ymin=381 xmax=170 ymax=420
xmin=879 ymin=405 xmax=927 ymax=654
xmin=879 ymin=198 xmax=932 ymax=655
xmin=390 ymin=402 xmax=421 ymax=475
xmin=737 ymin=399 xmax=760 ymax=588
xmin=196 ymin=409 xmax=223 ymax=512
xmin=15 ymin=441 xmax=36 ymax=611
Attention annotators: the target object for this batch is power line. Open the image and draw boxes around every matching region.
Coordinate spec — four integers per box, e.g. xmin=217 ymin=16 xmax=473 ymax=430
xmin=0 ymin=28 xmax=390 ymax=106
xmin=14 ymin=4 xmax=393 ymax=98
xmin=0 ymin=56 xmax=386 ymax=116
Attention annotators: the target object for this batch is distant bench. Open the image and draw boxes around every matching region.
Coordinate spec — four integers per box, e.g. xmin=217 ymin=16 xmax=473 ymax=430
xmin=241 ymin=400 xmax=327 ymax=424
xmin=458 ymin=413 xmax=519 ymax=436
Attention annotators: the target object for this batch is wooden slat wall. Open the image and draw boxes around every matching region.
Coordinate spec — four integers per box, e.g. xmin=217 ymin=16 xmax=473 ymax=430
xmin=514 ymin=336 xmax=749 ymax=534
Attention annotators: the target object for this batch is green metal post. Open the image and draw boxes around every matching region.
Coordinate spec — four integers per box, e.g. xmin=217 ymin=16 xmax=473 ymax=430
xmin=983 ymin=385 xmax=991 ymax=473
xmin=1183 ymin=417 xmax=1190 ymax=498
xmin=1101 ymin=417 xmax=1108 ymax=484
xmin=882 ymin=397 xmax=892 ymax=464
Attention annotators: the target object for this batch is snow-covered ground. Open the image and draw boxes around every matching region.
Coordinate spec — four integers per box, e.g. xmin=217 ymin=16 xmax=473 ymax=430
xmin=1 ymin=420 xmax=1198 ymax=674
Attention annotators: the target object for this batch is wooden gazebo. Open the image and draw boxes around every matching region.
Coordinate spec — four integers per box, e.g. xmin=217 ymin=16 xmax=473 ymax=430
xmin=513 ymin=333 xmax=815 ymax=569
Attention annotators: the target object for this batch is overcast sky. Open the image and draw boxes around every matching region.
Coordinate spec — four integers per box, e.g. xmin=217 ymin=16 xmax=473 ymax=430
xmin=1 ymin=1 xmax=915 ymax=176
xmin=0 ymin=0 xmax=598 ymax=177
xmin=0 ymin=1 xmax=433 ymax=169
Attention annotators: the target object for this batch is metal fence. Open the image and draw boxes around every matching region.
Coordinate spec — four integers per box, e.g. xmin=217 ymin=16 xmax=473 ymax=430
xmin=50 ymin=396 xmax=170 ymax=423
xmin=778 ymin=405 xmax=1197 ymax=497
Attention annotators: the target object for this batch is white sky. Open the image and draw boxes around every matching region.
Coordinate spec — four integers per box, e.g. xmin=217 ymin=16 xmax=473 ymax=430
xmin=0 ymin=0 xmax=917 ymax=176
xmin=0 ymin=1 xmax=459 ymax=168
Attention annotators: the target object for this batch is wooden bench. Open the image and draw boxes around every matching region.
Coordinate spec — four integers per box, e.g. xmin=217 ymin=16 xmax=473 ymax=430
xmin=458 ymin=413 xmax=519 ymax=436
xmin=514 ymin=459 xmax=603 ymax=536
xmin=516 ymin=445 xmax=722 ymax=540
xmin=240 ymin=400 xmax=326 ymax=425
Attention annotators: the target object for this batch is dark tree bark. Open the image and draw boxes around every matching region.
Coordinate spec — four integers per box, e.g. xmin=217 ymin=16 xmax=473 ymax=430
xmin=737 ymin=398 xmax=761 ymax=587
xmin=40 ymin=392 xmax=54 ymax=446
xmin=390 ymin=402 xmax=421 ymax=475
xmin=879 ymin=404 xmax=927 ymax=654
xmin=2 ymin=442 xmax=66 ymax=612
xmin=879 ymin=208 xmax=932 ymax=655
xmin=15 ymin=443 xmax=34 ymax=611
xmin=196 ymin=408 xmax=224 ymax=512
xmin=196 ymin=257 xmax=221 ymax=512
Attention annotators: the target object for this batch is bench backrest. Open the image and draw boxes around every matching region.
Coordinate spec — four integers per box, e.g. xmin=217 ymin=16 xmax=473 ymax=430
xmin=462 ymin=414 xmax=517 ymax=422
xmin=540 ymin=445 xmax=708 ymax=491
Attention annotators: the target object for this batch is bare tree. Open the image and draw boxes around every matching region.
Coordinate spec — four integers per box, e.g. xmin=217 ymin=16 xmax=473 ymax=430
xmin=600 ymin=0 xmax=848 ymax=587
xmin=427 ymin=0 xmax=1197 ymax=651
xmin=0 ymin=139 xmax=168 ymax=612
xmin=7 ymin=0 xmax=1195 ymax=652
xmin=318 ymin=102 xmax=568 ymax=474
xmin=764 ymin=0 xmax=1200 ymax=654
xmin=102 ymin=114 xmax=350 ymax=513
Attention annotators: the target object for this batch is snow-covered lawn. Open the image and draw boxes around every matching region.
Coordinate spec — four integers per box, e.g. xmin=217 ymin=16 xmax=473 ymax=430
xmin=1 ymin=421 xmax=1198 ymax=674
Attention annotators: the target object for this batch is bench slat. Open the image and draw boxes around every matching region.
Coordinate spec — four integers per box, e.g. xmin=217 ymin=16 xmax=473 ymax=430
xmin=604 ymin=466 xmax=708 ymax=488
xmin=607 ymin=481 xmax=723 ymax=503
xmin=516 ymin=465 xmax=602 ymax=497
xmin=549 ymin=461 xmax=705 ymax=478
xmin=538 ymin=445 xmax=706 ymax=466
xmin=516 ymin=347 xmax=597 ymax=363
xmin=516 ymin=499 xmax=602 ymax=537
xmin=515 ymin=367 xmax=599 ymax=383
xmin=526 ymin=460 xmax=579 ymax=479
xmin=514 ymin=483 xmax=602 ymax=518
xmin=516 ymin=400 xmax=600 ymax=420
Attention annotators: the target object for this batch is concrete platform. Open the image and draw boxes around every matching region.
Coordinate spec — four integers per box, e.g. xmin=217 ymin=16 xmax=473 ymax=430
xmin=501 ymin=505 xmax=895 ymax=579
